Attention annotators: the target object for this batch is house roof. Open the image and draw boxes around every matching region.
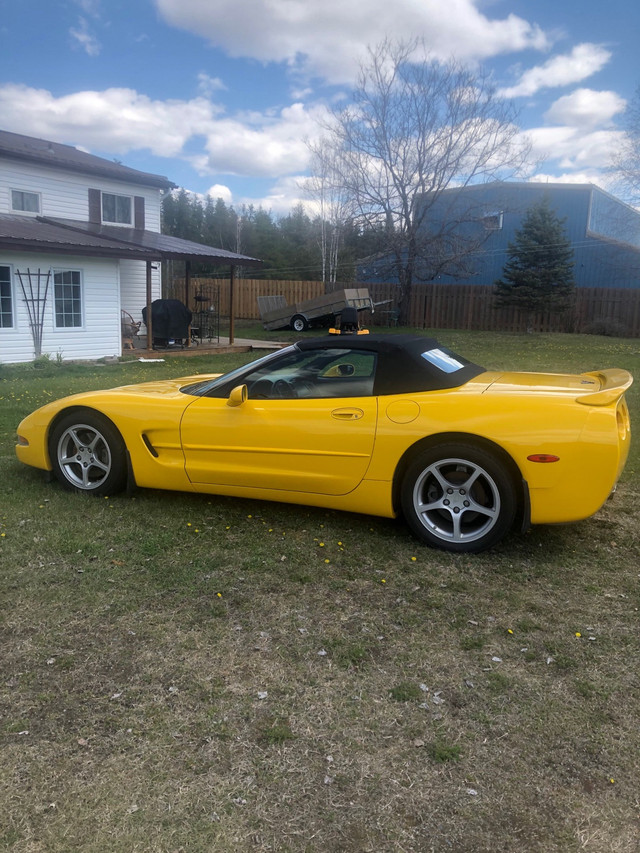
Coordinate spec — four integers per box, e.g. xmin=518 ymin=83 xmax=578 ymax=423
xmin=0 ymin=214 xmax=263 ymax=266
xmin=0 ymin=129 xmax=175 ymax=190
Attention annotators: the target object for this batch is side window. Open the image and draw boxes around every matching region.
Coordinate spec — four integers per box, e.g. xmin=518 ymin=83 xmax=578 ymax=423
xmin=53 ymin=270 xmax=83 ymax=328
xmin=11 ymin=189 xmax=41 ymax=215
xmin=89 ymin=189 xmax=144 ymax=228
xmin=102 ymin=192 xmax=132 ymax=225
xmin=482 ymin=210 xmax=503 ymax=230
xmin=242 ymin=349 xmax=378 ymax=400
xmin=0 ymin=265 xmax=13 ymax=328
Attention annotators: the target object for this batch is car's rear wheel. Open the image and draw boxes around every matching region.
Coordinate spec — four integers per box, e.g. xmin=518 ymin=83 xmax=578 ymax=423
xmin=400 ymin=443 xmax=517 ymax=553
xmin=49 ymin=411 xmax=127 ymax=495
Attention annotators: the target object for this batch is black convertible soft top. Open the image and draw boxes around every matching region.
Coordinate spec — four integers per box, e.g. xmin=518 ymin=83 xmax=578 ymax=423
xmin=296 ymin=334 xmax=485 ymax=395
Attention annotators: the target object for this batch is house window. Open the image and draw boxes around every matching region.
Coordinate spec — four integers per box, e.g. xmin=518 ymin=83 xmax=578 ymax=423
xmin=0 ymin=265 xmax=13 ymax=328
xmin=11 ymin=189 xmax=41 ymax=214
xmin=53 ymin=270 xmax=83 ymax=328
xmin=102 ymin=192 xmax=132 ymax=225
xmin=482 ymin=211 xmax=503 ymax=230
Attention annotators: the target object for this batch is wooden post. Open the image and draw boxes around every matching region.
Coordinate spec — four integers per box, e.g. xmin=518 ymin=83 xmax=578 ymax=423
xmin=185 ymin=260 xmax=192 ymax=346
xmin=145 ymin=261 xmax=153 ymax=350
xmin=229 ymin=265 xmax=235 ymax=345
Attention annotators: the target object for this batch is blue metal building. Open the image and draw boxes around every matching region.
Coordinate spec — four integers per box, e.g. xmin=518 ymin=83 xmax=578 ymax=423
xmin=359 ymin=182 xmax=640 ymax=289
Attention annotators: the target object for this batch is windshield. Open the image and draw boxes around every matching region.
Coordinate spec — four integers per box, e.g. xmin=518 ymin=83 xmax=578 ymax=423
xmin=179 ymin=346 xmax=296 ymax=397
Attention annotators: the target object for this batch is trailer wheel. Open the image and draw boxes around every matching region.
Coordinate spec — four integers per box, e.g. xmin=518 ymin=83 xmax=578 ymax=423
xmin=290 ymin=314 xmax=309 ymax=332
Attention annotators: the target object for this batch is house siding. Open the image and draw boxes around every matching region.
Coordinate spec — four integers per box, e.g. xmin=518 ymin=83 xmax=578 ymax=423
xmin=1 ymin=253 xmax=123 ymax=363
xmin=120 ymin=258 xmax=161 ymax=325
xmin=0 ymin=158 xmax=163 ymax=230
xmin=1 ymin=148 xmax=165 ymax=362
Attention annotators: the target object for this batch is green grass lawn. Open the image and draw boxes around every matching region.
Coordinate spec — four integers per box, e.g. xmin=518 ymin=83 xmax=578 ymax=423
xmin=1 ymin=330 xmax=638 ymax=852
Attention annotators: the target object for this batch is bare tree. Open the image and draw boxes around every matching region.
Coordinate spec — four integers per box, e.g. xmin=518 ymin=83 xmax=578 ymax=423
xmin=311 ymin=39 xmax=532 ymax=321
xmin=613 ymin=85 xmax=640 ymax=204
xmin=304 ymin=147 xmax=357 ymax=285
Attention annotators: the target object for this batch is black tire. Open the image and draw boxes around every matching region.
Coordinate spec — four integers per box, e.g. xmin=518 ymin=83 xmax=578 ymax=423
xmin=290 ymin=314 xmax=308 ymax=332
xmin=400 ymin=443 xmax=517 ymax=553
xmin=49 ymin=410 xmax=128 ymax=495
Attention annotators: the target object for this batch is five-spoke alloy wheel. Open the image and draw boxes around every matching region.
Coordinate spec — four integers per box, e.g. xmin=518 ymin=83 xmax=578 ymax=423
xmin=401 ymin=443 xmax=517 ymax=552
xmin=49 ymin=411 xmax=127 ymax=495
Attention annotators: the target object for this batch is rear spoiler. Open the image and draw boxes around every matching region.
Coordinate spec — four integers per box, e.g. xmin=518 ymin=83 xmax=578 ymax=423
xmin=577 ymin=369 xmax=633 ymax=406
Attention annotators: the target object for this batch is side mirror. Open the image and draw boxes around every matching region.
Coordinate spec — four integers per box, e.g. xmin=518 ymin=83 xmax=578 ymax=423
xmin=227 ymin=384 xmax=248 ymax=407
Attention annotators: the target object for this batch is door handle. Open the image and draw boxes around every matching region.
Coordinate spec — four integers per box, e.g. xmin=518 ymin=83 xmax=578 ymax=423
xmin=331 ymin=408 xmax=364 ymax=420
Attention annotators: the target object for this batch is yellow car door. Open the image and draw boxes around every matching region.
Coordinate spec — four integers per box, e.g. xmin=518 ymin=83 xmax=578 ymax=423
xmin=180 ymin=393 xmax=377 ymax=496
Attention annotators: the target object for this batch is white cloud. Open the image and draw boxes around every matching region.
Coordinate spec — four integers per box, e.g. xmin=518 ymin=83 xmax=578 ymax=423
xmin=527 ymin=125 xmax=625 ymax=172
xmin=73 ymin=0 xmax=101 ymax=15
xmin=528 ymin=171 xmax=611 ymax=189
xmin=197 ymin=73 xmax=227 ymax=96
xmin=194 ymin=102 xmax=327 ymax=177
xmin=498 ymin=44 xmax=611 ymax=98
xmin=0 ymin=84 xmax=219 ymax=157
xmin=236 ymin=175 xmax=315 ymax=215
xmin=69 ymin=17 xmax=101 ymax=56
xmin=544 ymin=88 xmax=626 ymax=129
xmin=205 ymin=183 xmax=233 ymax=203
xmin=0 ymin=82 xmax=326 ymax=181
xmin=154 ymin=0 xmax=549 ymax=84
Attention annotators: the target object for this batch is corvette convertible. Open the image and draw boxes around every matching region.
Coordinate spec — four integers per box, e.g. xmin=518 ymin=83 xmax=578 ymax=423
xmin=16 ymin=334 xmax=632 ymax=553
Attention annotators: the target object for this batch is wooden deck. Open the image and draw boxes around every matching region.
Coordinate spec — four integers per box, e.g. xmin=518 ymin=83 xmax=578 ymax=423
xmin=124 ymin=336 xmax=285 ymax=359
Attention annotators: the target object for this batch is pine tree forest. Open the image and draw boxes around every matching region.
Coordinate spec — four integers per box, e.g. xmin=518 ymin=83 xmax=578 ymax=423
xmin=161 ymin=189 xmax=380 ymax=281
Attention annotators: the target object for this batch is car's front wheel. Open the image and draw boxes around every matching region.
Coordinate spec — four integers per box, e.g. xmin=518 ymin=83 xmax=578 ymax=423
xmin=49 ymin=411 xmax=127 ymax=495
xmin=400 ymin=443 xmax=517 ymax=553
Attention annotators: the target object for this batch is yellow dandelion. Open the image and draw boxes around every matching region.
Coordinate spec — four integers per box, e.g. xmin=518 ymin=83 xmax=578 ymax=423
xmin=575 ymin=632 xmax=582 ymax=638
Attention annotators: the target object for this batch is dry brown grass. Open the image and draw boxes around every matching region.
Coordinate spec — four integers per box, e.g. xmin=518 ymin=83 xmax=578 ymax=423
xmin=1 ymin=333 xmax=639 ymax=851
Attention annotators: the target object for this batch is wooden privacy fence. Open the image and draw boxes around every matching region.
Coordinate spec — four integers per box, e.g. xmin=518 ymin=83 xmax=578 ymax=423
xmin=169 ymin=278 xmax=640 ymax=337
xmin=168 ymin=278 xmax=323 ymax=320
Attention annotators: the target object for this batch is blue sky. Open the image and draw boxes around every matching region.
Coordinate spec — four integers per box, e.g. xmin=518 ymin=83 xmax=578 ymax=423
xmin=1 ymin=0 xmax=638 ymax=214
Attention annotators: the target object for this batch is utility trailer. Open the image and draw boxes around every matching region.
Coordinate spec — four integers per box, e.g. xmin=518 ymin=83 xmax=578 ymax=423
xmin=257 ymin=288 xmax=375 ymax=332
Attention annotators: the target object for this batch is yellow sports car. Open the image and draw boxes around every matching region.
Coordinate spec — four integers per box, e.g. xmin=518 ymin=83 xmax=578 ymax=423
xmin=16 ymin=334 xmax=632 ymax=553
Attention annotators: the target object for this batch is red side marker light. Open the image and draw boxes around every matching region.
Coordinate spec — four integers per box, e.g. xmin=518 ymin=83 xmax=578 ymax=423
xmin=527 ymin=454 xmax=560 ymax=463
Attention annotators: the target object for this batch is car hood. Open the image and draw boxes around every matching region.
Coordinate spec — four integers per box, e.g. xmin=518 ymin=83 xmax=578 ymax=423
xmin=97 ymin=374 xmax=222 ymax=398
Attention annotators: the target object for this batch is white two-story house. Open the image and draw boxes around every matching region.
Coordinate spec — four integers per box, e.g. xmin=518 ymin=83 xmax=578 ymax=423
xmin=0 ymin=129 xmax=260 ymax=364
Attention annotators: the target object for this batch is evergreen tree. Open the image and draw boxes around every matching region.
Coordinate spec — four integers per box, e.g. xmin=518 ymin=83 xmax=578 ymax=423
xmin=495 ymin=196 xmax=575 ymax=330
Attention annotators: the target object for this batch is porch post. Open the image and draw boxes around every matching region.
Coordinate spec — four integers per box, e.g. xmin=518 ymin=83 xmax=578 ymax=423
xmin=185 ymin=260 xmax=192 ymax=346
xmin=229 ymin=264 xmax=235 ymax=345
xmin=145 ymin=261 xmax=153 ymax=349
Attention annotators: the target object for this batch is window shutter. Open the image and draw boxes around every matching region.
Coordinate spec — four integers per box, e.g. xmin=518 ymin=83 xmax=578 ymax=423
xmin=134 ymin=196 xmax=145 ymax=230
xmin=88 ymin=188 xmax=101 ymax=223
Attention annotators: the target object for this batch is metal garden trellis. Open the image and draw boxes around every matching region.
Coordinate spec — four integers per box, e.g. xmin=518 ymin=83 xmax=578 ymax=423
xmin=16 ymin=268 xmax=51 ymax=357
